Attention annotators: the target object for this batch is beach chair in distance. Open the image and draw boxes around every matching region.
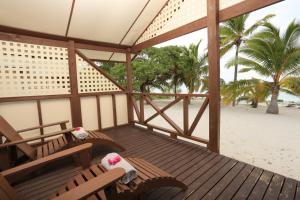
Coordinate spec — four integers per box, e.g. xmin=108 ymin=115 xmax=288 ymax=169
xmin=0 ymin=153 xmax=187 ymax=200
xmin=0 ymin=115 xmax=124 ymax=169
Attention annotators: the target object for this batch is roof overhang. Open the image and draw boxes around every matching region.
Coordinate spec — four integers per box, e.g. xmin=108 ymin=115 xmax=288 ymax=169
xmin=0 ymin=0 xmax=283 ymax=57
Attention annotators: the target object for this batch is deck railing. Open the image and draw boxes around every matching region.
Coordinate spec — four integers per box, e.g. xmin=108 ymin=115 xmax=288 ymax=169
xmin=130 ymin=92 xmax=209 ymax=146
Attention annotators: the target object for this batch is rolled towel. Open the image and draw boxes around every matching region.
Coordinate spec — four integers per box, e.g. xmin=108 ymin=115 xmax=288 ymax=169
xmin=101 ymin=153 xmax=137 ymax=184
xmin=71 ymin=127 xmax=88 ymax=140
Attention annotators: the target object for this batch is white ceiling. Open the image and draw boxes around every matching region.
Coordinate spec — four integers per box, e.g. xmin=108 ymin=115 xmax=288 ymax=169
xmin=0 ymin=0 xmax=168 ymax=46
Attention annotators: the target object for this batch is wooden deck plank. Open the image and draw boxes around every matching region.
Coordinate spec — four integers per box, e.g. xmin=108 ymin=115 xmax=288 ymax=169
xmin=232 ymin=167 xmax=264 ymax=200
xmin=279 ymin=178 xmax=297 ymax=200
xmin=295 ymin=182 xmax=300 ymax=200
xmin=217 ymin=164 xmax=254 ymax=199
xmin=186 ymin=159 xmax=238 ymax=199
xmin=248 ymin=170 xmax=274 ymax=200
xmin=202 ymin=162 xmax=246 ymax=199
xmin=171 ymin=157 xmax=231 ymax=200
xmin=263 ymin=174 xmax=285 ymax=200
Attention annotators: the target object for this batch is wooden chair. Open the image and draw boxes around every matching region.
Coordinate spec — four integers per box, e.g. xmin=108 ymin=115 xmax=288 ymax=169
xmin=0 ymin=143 xmax=125 ymax=200
xmin=52 ymin=157 xmax=187 ymax=200
xmin=0 ymin=153 xmax=186 ymax=200
xmin=0 ymin=115 xmax=124 ymax=169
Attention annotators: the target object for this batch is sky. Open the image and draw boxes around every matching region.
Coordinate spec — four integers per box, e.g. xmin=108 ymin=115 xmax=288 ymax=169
xmin=155 ymin=0 xmax=300 ymax=102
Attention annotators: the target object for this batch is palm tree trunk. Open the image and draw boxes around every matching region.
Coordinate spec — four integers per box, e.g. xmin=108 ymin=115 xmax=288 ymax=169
xmin=266 ymin=85 xmax=279 ymax=114
xmin=232 ymin=44 xmax=240 ymax=107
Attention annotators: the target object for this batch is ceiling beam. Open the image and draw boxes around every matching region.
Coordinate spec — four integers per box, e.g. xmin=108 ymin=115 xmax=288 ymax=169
xmin=131 ymin=0 xmax=283 ymax=53
xmin=65 ymin=0 xmax=76 ymax=37
xmin=119 ymin=0 xmax=151 ymax=45
xmin=0 ymin=25 xmax=130 ymax=52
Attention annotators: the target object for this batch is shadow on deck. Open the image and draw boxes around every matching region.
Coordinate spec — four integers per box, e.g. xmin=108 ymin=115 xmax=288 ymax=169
xmin=14 ymin=125 xmax=300 ymax=200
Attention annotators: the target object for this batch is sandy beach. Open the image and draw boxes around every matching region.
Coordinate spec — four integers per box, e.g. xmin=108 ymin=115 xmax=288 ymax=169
xmin=141 ymin=99 xmax=300 ymax=180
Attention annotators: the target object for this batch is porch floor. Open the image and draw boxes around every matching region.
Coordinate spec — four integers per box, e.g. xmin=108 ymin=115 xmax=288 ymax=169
xmin=15 ymin=125 xmax=300 ymax=200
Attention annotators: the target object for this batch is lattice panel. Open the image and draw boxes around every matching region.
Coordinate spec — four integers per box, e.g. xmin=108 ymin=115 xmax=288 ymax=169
xmin=76 ymin=55 xmax=121 ymax=93
xmin=0 ymin=40 xmax=70 ymax=97
xmin=137 ymin=0 xmax=206 ymax=44
xmin=137 ymin=0 xmax=245 ymax=44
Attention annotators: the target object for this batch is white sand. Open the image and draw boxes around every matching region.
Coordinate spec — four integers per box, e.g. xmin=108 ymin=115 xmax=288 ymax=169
xmin=141 ymin=99 xmax=300 ymax=180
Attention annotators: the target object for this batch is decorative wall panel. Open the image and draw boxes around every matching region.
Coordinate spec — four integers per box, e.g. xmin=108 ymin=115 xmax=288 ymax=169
xmin=99 ymin=95 xmax=114 ymax=128
xmin=0 ymin=101 xmax=39 ymax=140
xmin=0 ymin=40 xmax=70 ymax=97
xmin=40 ymin=98 xmax=72 ymax=134
xmin=80 ymin=96 xmax=98 ymax=130
xmin=115 ymin=94 xmax=128 ymax=125
xmin=137 ymin=0 xmax=245 ymax=44
xmin=76 ymin=54 xmax=121 ymax=93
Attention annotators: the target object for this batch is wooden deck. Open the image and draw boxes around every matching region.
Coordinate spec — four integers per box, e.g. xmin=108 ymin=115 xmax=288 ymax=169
xmin=14 ymin=125 xmax=300 ymax=200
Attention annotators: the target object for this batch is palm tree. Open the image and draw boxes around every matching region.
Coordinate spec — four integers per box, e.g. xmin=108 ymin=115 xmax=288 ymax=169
xmin=220 ymin=14 xmax=274 ymax=106
xmin=181 ymin=41 xmax=208 ymax=100
xmin=232 ymin=20 xmax=300 ymax=114
xmin=221 ymin=79 xmax=271 ymax=108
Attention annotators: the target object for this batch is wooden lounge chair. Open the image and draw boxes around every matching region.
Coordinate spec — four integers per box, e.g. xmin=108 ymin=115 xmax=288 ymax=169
xmin=50 ymin=157 xmax=187 ymax=200
xmin=0 ymin=147 xmax=187 ymax=200
xmin=0 ymin=115 xmax=124 ymax=169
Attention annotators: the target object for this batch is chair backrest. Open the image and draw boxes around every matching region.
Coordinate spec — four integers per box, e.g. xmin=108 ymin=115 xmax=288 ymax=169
xmin=0 ymin=116 xmax=36 ymax=160
xmin=0 ymin=174 xmax=18 ymax=200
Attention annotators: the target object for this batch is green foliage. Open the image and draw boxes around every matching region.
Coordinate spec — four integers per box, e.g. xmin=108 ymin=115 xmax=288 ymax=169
xmin=230 ymin=20 xmax=300 ymax=113
xmin=181 ymin=41 xmax=208 ymax=93
xmin=221 ymin=79 xmax=271 ymax=107
xmin=99 ymin=45 xmax=208 ymax=94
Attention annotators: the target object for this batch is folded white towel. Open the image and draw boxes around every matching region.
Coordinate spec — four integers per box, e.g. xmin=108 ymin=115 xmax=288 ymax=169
xmin=101 ymin=153 xmax=137 ymax=184
xmin=71 ymin=127 xmax=88 ymax=140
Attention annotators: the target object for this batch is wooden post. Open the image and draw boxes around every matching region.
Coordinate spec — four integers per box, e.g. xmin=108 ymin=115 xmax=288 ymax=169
xmin=67 ymin=40 xmax=82 ymax=127
xmin=126 ymin=49 xmax=134 ymax=124
xmin=183 ymin=96 xmax=189 ymax=135
xmin=207 ymin=0 xmax=220 ymax=153
xmin=140 ymin=94 xmax=144 ymax=123
xmin=36 ymin=100 xmax=44 ymax=143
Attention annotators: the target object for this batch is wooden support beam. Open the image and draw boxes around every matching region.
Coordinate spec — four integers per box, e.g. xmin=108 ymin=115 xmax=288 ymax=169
xmin=131 ymin=96 xmax=141 ymax=122
xmin=144 ymin=96 xmax=183 ymax=123
xmin=36 ymin=100 xmax=44 ymax=143
xmin=145 ymin=96 xmax=183 ymax=136
xmin=188 ymin=97 xmax=209 ymax=136
xmin=207 ymin=0 xmax=220 ymax=153
xmin=0 ymin=26 xmax=130 ymax=52
xmin=96 ymin=96 xmax=102 ymax=130
xmin=140 ymin=94 xmax=145 ymax=123
xmin=126 ymin=50 xmax=134 ymax=124
xmin=112 ymin=94 xmax=117 ymax=127
xmin=183 ymin=96 xmax=189 ymax=135
xmin=68 ymin=41 xmax=82 ymax=127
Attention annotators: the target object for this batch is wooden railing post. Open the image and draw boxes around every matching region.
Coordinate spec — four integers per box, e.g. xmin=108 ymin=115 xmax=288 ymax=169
xmin=140 ymin=94 xmax=144 ymax=123
xmin=126 ymin=49 xmax=134 ymax=124
xmin=207 ymin=0 xmax=220 ymax=153
xmin=67 ymin=40 xmax=82 ymax=127
xmin=36 ymin=100 xmax=44 ymax=143
xmin=183 ymin=96 xmax=189 ymax=135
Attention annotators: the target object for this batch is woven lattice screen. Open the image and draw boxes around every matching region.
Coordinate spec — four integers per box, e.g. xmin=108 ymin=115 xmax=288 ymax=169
xmin=137 ymin=0 xmax=244 ymax=44
xmin=0 ymin=40 xmax=70 ymax=97
xmin=76 ymin=55 xmax=121 ymax=93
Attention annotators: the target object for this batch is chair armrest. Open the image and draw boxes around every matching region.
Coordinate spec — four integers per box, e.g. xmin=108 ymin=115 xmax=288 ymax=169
xmin=51 ymin=168 xmax=125 ymax=200
xmin=16 ymin=120 xmax=69 ymax=133
xmin=0 ymin=128 xmax=74 ymax=149
xmin=1 ymin=143 xmax=92 ymax=178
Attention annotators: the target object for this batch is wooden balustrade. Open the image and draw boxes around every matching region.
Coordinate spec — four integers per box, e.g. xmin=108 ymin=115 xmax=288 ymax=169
xmin=130 ymin=93 xmax=209 ymax=146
